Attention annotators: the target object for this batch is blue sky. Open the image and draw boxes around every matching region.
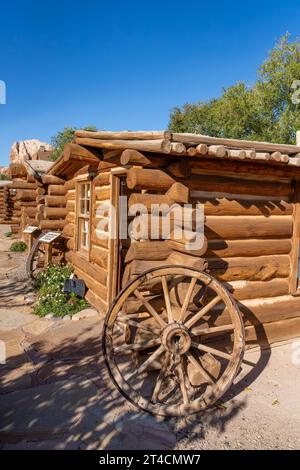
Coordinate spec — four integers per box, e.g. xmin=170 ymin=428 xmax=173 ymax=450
xmin=0 ymin=0 xmax=300 ymax=166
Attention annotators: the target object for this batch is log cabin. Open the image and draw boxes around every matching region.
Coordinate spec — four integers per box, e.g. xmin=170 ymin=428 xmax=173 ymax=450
xmin=36 ymin=130 xmax=300 ymax=350
xmin=1 ymin=160 xmax=54 ymax=236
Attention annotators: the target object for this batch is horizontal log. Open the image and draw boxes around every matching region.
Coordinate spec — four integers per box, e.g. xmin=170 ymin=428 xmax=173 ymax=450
xmin=90 ymin=245 xmax=109 ymax=269
xmin=66 ymin=212 xmax=75 ymax=224
xmin=125 ymin=241 xmax=171 ymax=263
xmin=45 ymin=195 xmax=67 ymax=207
xmin=245 ymin=317 xmax=300 ymax=347
xmin=62 ymin=223 xmax=74 ymax=238
xmin=74 ymin=165 xmax=98 ymax=178
xmin=75 ymin=130 xmax=172 ymax=140
xmin=66 ymin=237 xmax=75 ymax=251
xmin=225 ymin=278 xmax=289 ymax=300
xmin=64 ymin=180 xmax=76 ymax=191
xmin=85 ymin=289 xmax=107 ymax=314
xmin=127 ymin=168 xmax=176 ymax=191
xmin=48 ymin=185 xmax=67 ymax=196
xmin=208 ymin=145 xmax=227 ymax=158
xmin=75 ymin=137 xmax=172 ymax=154
xmin=91 ymin=234 xmax=109 ymax=249
xmin=188 ymin=157 xmax=300 ymax=180
xmin=205 ymin=215 xmax=293 ymax=239
xmin=66 ymin=189 xmax=76 ymax=200
xmin=172 ymin=132 xmax=300 ymax=154
xmin=208 ymin=254 xmax=290 ymax=281
xmin=166 ymin=238 xmax=208 ymax=256
xmin=206 ymin=238 xmax=291 ymax=257
xmin=120 ymin=149 xmax=170 ymax=168
xmin=187 ymin=174 xmax=292 ymax=198
xmin=65 ymin=251 xmax=107 ymax=287
xmin=15 ymin=189 xmax=36 ymax=201
xmin=10 ymin=181 xmax=37 ymax=190
xmin=66 ymin=200 xmax=75 ymax=211
xmin=94 ymin=187 xmax=111 ymax=201
xmin=41 ymin=175 xmax=65 ymax=185
xmin=93 ymin=172 xmax=111 ymax=186
xmin=167 ymin=161 xmax=191 ymax=178
xmin=43 ymin=207 xmax=68 ymax=219
xmin=190 ymin=197 xmax=293 ymax=216
xmin=39 ymin=220 xmax=66 ymax=230
xmin=72 ymin=266 xmax=107 ymax=303
xmin=24 ymin=207 xmax=36 ymax=218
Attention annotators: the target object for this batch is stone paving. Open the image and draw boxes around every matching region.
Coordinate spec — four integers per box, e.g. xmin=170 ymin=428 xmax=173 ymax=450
xmin=0 ymin=224 xmax=300 ymax=450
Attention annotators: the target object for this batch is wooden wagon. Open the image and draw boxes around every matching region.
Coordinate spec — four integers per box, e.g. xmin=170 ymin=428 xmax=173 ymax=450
xmin=26 ymin=130 xmax=300 ymax=416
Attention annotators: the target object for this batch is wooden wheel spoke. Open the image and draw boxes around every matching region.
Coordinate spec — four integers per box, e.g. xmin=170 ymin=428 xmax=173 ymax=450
xmin=186 ymin=351 xmax=214 ymax=384
xmin=191 ymin=324 xmax=234 ymax=337
xmin=176 ymin=357 xmax=190 ymax=405
xmin=180 ymin=277 xmax=197 ymax=323
xmin=134 ymin=289 xmax=166 ymax=328
xmin=161 ymin=276 xmax=173 ymax=323
xmin=191 ymin=342 xmax=232 ymax=361
xmin=126 ymin=345 xmax=165 ymax=381
xmin=114 ymin=338 xmax=160 ymax=354
xmin=185 ymin=295 xmax=221 ymax=329
xmin=117 ymin=315 xmax=160 ymax=336
xmin=151 ymin=352 xmax=172 ymax=403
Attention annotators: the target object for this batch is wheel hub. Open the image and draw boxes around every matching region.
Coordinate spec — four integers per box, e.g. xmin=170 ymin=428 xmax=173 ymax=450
xmin=161 ymin=323 xmax=191 ymax=355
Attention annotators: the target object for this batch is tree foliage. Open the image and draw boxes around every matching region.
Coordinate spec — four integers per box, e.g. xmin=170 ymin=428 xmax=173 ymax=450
xmin=50 ymin=126 xmax=97 ymax=161
xmin=169 ymin=34 xmax=300 ymax=144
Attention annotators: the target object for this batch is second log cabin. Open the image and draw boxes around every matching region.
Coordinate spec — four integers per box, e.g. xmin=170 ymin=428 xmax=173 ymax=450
xmin=36 ymin=130 xmax=300 ymax=349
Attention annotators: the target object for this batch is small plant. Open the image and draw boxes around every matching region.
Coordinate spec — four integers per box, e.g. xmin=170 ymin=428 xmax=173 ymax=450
xmin=10 ymin=241 xmax=27 ymax=252
xmin=4 ymin=231 xmax=12 ymax=238
xmin=33 ymin=264 xmax=89 ymax=317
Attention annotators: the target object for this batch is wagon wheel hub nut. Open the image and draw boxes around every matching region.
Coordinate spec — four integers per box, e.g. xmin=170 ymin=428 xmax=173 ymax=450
xmin=161 ymin=323 xmax=191 ymax=355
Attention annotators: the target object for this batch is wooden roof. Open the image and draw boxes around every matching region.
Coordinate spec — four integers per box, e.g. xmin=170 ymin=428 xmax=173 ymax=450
xmin=72 ymin=130 xmax=300 ymax=167
xmin=47 ymin=130 xmax=300 ymax=180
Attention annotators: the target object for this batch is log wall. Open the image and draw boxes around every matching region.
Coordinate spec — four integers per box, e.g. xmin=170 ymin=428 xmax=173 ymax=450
xmin=123 ymin=164 xmax=299 ymax=347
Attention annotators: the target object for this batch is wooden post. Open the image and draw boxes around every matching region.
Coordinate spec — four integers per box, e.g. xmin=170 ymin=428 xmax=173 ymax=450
xmin=44 ymin=243 xmax=53 ymax=267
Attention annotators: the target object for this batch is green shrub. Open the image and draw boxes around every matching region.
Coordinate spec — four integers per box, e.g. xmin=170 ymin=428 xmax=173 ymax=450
xmin=33 ymin=264 xmax=89 ymax=317
xmin=10 ymin=241 xmax=27 ymax=252
xmin=4 ymin=231 xmax=12 ymax=238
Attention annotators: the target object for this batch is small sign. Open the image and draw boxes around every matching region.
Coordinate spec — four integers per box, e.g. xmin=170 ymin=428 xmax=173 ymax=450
xmin=23 ymin=226 xmax=39 ymax=234
xmin=39 ymin=232 xmax=61 ymax=244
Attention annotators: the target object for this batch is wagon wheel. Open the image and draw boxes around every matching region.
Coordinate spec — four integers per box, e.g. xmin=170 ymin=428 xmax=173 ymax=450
xmin=103 ymin=265 xmax=245 ymax=417
xmin=26 ymin=231 xmax=64 ymax=280
xmin=26 ymin=232 xmax=48 ymax=280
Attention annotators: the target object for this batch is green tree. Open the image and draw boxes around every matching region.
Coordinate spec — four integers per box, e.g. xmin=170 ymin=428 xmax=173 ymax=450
xmin=169 ymin=34 xmax=300 ymax=144
xmin=50 ymin=126 xmax=97 ymax=161
xmin=0 ymin=174 xmax=10 ymax=180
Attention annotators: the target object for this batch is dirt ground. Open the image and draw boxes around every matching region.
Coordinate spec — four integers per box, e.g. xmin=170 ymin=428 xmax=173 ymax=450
xmin=0 ymin=224 xmax=299 ymax=450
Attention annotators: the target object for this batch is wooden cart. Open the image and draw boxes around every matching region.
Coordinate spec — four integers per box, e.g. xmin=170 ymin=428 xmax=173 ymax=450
xmin=25 ymin=130 xmax=300 ymax=416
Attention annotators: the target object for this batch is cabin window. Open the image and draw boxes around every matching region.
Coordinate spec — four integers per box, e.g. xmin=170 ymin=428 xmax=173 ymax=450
xmin=77 ymin=182 xmax=91 ymax=255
